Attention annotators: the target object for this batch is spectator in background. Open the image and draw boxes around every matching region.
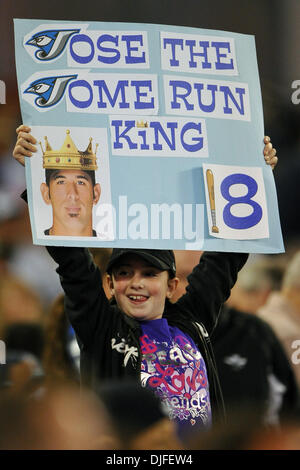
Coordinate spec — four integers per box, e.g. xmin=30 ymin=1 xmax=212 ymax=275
xmin=211 ymin=304 xmax=300 ymax=427
xmin=0 ymin=241 xmax=13 ymax=276
xmin=0 ymin=274 xmax=44 ymax=338
xmin=0 ymin=383 xmax=119 ymax=450
xmin=257 ymin=251 xmax=300 ymax=387
xmin=0 ymin=273 xmax=45 ymax=394
xmin=96 ymin=381 xmax=182 ymax=450
xmin=42 ymin=249 xmax=112 ymax=388
xmin=42 ymin=294 xmax=79 ymax=387
xmin=0 ymin=322 xmax=45 ymax=395
xmin=7 ymin=243 xmax=63 ymax=309
xmin=174 ymin=251 xmax=300 ymax=429
xmin=188 ymin=404 xmax=300 ymax=450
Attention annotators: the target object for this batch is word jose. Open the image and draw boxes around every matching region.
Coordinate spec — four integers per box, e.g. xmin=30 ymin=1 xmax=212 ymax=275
xmin=161 ymin=31 xmax=237 ymax=75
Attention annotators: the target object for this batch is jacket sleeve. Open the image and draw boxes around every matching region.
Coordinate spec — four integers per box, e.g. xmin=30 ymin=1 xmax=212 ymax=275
xmin=176 ymin=251 xmax=248 ymax=335
xmin=46 ymin=245 xmax=110 ymax=349
xmin=263 ymin=321 xmax=300 ymax=419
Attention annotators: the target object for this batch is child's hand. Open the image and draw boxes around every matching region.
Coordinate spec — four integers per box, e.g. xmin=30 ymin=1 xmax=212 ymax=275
xmin=13 ymin=125 xmax=38 ymax=166
xmin=263 ymin=136 xmax=278 ymax=170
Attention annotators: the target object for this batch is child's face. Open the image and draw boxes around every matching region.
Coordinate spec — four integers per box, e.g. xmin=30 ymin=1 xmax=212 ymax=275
xmin=108 ymin=254 xmax=178 ymax=321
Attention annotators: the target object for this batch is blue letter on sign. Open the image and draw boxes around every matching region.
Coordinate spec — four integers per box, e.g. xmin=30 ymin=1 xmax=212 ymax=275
xmin=163 ymin=38 xmax=184 ymax=67
xmin=68 ymin=80 xmax=93 ymax=108
xmin=169 ymin=80 xmax=193 ymax=110
xmin=69 ymin=34 xmax=94 ymax=64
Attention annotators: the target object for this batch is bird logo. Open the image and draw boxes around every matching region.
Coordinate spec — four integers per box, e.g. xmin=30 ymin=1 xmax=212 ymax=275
xmin=24 ymin=75 xmax=77 ymax=108
xmin=25 ymin=29 xmax=80 ymax=61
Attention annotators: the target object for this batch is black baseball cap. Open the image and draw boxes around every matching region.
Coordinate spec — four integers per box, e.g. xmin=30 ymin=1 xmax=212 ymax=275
xmin=106 ymin=248 xmax=176 ymax=277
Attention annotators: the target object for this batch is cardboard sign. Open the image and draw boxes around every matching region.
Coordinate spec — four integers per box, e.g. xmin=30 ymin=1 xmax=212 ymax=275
xmin=14 ymin=19 xmax=284 ymax=253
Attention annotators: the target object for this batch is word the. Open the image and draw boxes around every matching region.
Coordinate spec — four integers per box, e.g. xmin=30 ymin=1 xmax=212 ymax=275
xmin=161 ymin=31 xmax=237 ymax=75
xmin=0 ymin=80 xmax=5 ymax=104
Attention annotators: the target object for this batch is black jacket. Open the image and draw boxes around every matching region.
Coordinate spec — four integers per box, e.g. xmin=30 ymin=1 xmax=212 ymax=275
xmin=46 ymin=246 xmax=248 ymax=423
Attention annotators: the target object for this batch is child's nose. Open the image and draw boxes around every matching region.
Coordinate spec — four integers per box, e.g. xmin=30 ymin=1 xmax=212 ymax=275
xmin=67 ymin=182 xmax=79 ymax=199
xmin=130 ymin=273 xmax=145 ymax=289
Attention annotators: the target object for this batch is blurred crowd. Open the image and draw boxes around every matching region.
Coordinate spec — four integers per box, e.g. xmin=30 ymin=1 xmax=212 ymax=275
xmin=1 ymin=106 xmax=300 ymax=451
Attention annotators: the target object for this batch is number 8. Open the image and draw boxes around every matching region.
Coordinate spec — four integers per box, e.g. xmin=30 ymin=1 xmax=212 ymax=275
xmin=220 ymin=173 xmax=263 ymax=229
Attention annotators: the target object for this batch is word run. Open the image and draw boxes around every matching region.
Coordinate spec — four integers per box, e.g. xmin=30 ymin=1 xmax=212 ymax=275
xmin=106 ymin=454 xmax=194 ymax=466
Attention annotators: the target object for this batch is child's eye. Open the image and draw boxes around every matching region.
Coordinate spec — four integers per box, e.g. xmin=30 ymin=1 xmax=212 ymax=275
xmin=116 ymin=268 xmax=130 ymax=276
xmin=145 ymin=270 xmax=158 ymax=277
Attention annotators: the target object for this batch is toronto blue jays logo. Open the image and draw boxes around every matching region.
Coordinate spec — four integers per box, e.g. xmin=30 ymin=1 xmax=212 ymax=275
xmin=26 ymin=29 xmax=80 ymax=61
xmin=24 ymin=75 xmax=77 ymax=108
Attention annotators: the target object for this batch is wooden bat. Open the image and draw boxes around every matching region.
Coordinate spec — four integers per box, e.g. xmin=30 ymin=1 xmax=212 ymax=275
xmin=206 ymin=169 xmax=219 ymax=233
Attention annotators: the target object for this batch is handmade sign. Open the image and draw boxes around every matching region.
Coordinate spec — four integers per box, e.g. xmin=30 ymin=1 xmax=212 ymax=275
xmin=14 ymin=19 xmax=284 ymax=253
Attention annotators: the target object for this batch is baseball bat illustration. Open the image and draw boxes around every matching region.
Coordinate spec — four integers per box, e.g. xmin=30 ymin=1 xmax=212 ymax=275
xmin=206 ymin=169 xmax=219 ymax=233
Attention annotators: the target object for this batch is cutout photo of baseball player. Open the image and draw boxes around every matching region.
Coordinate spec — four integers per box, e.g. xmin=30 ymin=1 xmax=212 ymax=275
xmin=39 ymin=130 xmax=101 ymax=237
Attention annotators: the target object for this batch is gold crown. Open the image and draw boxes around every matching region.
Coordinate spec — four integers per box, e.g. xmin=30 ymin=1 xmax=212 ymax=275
xmin=136 ymin=120 xmax=148 ymax=128
xmin=40 ymin=130 xmax=98 ymax=171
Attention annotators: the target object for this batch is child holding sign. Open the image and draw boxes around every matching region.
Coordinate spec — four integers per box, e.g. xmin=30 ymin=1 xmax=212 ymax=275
xmin=13 ymin=126 xmax=277 ymax=444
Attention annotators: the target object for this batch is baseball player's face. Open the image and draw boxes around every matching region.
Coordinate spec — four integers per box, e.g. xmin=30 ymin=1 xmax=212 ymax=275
xmin=41 ymin=169 xmax=100 ymax=236
xmin=108 ymin=255 xmax=178 ymax=321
